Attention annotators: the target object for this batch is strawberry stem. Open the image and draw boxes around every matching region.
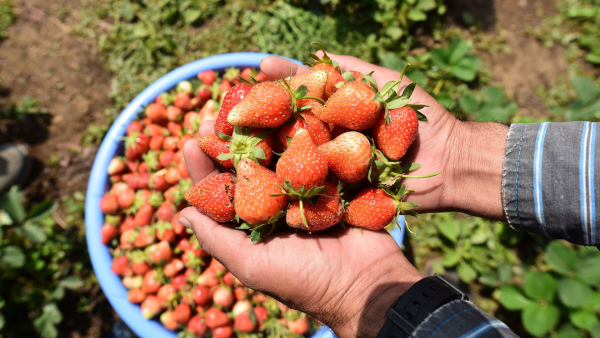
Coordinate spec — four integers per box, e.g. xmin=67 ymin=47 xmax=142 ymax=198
xmin=379 ymin=63 xmax=410 ymax=98
xmin=394 ymin=171 xmax=442 ymax=179
xmin=301 ymin=96 xmax=326 ymax=104
xmin=299 ymin=199 xmax=309 ymax=228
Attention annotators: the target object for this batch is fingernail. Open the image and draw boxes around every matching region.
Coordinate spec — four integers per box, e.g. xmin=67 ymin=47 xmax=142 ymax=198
xmin=177 ymin=216 xmax=192 ymax=229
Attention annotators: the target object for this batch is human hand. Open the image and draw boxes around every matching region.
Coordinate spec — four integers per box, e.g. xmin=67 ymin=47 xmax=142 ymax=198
xmin=259 ymin=53 xmax=508 ymax=220
xmin=178 ymin=130 xmax=424 ymax=338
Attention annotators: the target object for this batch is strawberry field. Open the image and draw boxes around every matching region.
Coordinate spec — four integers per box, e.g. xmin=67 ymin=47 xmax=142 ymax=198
xmin=1 ymin=0 xmax=600 ymax=337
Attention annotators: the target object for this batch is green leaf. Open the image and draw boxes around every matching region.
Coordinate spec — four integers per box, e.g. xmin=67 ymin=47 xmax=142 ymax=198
xmin=442 ymin=251 xmax=459 ymax=267
xmin=0 ymin=313 xmax=4 ymax=330
xmin=120 ymin=1 xmax=135 ymax=21
xmin=0 ymin=210 xmax=12 ymax=226
xmin=591 ymin=323 xmax=600 ymax=338
xmin=401 ymin=163 xmax=420 ymax=172
xmin=524 ymin=272 xmax=557 ymax=301
xmin=582 ymin=292 xmax=600 ymax=312
xmin=294 ymin=85 xmax=309 ymax=98
xmin=571 ymin=76 xmax=599 ymax=106
xmin=407 ymin=8 xmax=427 ymax=21
xmin=1 ymin=186 xmax=26 ymax=223
xmin=386 ymin=97 xmax=410 ymax=110
xmin=450 ymin=56 xmax=480 ymax=81
xmin=448 ymin=39 xmax=470 ymax=65
xmin=33 ymin=303 xmax=62 ymax=338
xmin=27 ymin=200 xmax=57 ymax=222
xmin=250 ymin=227 xmax=265 ymax=244
xmin=483 ymin=86 xmax=506 ymax=106
xmin=385 ymin=26 xmax=404 ymax=40
xmin=401 ymin=83 xmax=417 ymax=99
xmin=570 ymin=310 xmax=599 ymax=331
xmin=498 ymin=264 xmax=512 ymax=284
xmin=23 ymin=223 xmax=47 ymax=243
xmin=1 ymin=245 xmax=25 ymax=268
xmin=522 ymin=303 xmax=560 ymax=337
xmin=341 ymin=72 xmax=356 ymax=82
xmin=457 ymin=262 xmax=477 ymax=283
xmin=478 ymin=271 xmax=499 ymax=287
xmin=470 ymin=228 xmax=488 ymax=245
xmin=416 ymin=111 xmax=428 ymax=121
xmin=59 ymin=276 xmax=84 ymax=290
xmin=252 ymin=147 xmax=266 ymax=160
xmin=437 ymin=221 xmax=459 ymax=243
xmin=184 ymin=9 xmax=201 ymax=25
xmin=546 ymin=242 xmax=578 ymax=275
xmin=379 ymin=53 xmax=405 ymax=72
xmin=216 ymin=153 xmax=234 ymax=161
xmin=430 ymin=48 xmax=450 ymax=69
xmin=559 ymin=278 xmax=591 ymax=308
xmin=459 ymin=95 xmax=480 ymax=113
xmin=236 ymin=223 xmax=252 ymax=230
xmin=50 ymin=287 xmax=65 ymax=300
xmin=499 ymin=286 xmax=532 ymax=310
xmin=553 ymin=324 xmax=582 ymax=338
xmin=575 ymin=249 xmax=600 ymax=285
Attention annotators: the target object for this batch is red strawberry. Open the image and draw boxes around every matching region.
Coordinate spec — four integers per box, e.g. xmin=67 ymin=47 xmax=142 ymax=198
xmin=192 ymin=285 xmax=213 ymax=307
xmin=160 ymin=311 xmax=179 ymax=330
xmin=184 ymin=172 xmax=236 ymax=223
xmin=234 ymin=159 xmax=288 ymax=226
xmin=234 ymin=287 xmax=249 ymax=301
xmin=163 ymin=258 xmax=184 ymax=277
xmin=288 ymin=317 xmax=309 ymax=335
xmin=101 ymin=223 xmax=118 ymax=244
xmin=278 ymin=107 xmax=331 ymax=148
xmin=197 ymin=85 xmax=212 ymax=101
xmin=171 ymin=213 xmax=187 ymax=236
xmin=178 ymin=162 xmax=190 ymax=179
xmin=145 ymin=123 xmax=169 ymax=137
xmin=134 ymin=227 xmax=156 ymax=248
xmin=343 ymin=185 xmax=416 ymax=230
xmin=212 ymin=325 xmax=233 ymax=338
xmin=157 ymin=201 xmax=176 ymax=222
xmin=219 ymin=78 xmax=232 ymax=92
xmin=150 ymin=240 xmax=172 ymax=264
xmin=157 ymin=283 xmax=176 ymax=306
xmin=100 ymin=194 xmax=119 ymax=214
xmin=141 ymin=295 xmax=162 ymax=318
xmin=172 ymin=274 xmax=187 ymax=291
xmin=254 ymin=306 xmax=268 ymax=331
xmin=233 ymin=300 xmax=252 ymax=316
xmin=125 ymin=132 xmax=150 ymax=161
xmin=163 ymin=136 xmax=179 ymax=151
xmin=286 ymin=181 xmax=343 ymax=231
xmin=372 ymin=106 xmax=419 ymax=161
xmin=120 ymin=229 xmax=135 ymax=249
xmin=126 ymin=121 xmax=143 ymax=136
xmin=289 ymin=70 xmax=328 ymax=107
xmin=227 ymin=82 xmax=292 ymax=128
xmin=223 ymin=272 xmax=236 ymax=287
xmin=318 ymin=131 xmax=371 ymax=183
xmin=146 ymin=103 xmax=167 ymax=123
xmin=165 ymin=167 xmax=181 ymax=185
xmin=172 ymin=303 xmax=191 ymax=325
xmin=122 ymin=275 xmax=143 ymax=289
xmin=158 ymin=150 xmax=175 ymax=168
xmin=276 ymin=128 xmax=328 ymax=192
xmin=205 ymin=307 xmax=232 ymax=329
xmin=107 ymin=157 xmax=126 ymax=175
xmin=255 ymin=72 xmax=268 ymax=82
xmin=142 ymin=270 xmax=162 ymax=294
xmin=128 ymin=288 xmax=146 ymax=304
xmin=156 ymin=222 xmax=176 ymax=243
xmin=307 ymin=43 xmax=341 ymax=99
xmin=174 ymin=93 xmax=192 ymax=111
xmin=197 ymin=269 xmax=220 ymax=287
xmin=213 ymin=286 xmax=234 ymax=309
xmin=198 ymin=134 xmax=233 ymax=168
xmin=198 ymin=70 xmax=216 ymax=85
xmin=214 ymin=83 xmax=253 ymax=136
xmin=111 ymin=255 xmax=132 ymax=276
xmin=329 ymin=70 xmax=364 ymax=95
xmin=199 ymin=128 xmax=273 ymax=169
xmin=177 ymin=134 xmax=192 ymax=150
xmin=168 ymin=121 xmax=183 ymax=136
xmin=184 ymin=111 xmax=200 ymax=133
xmin=131 ymin=261 xmax=151 ymax=276
xmin=187 ymin=315 xmax=207 ymax=337
xmin=190 ymin=96 xmax=201 ymax=109
xmin=319 ymin=80 xmax=380 ymax=130
xmin=116 ymin=186 xmax=135 ymax=209
xmin=330 ymin=124 xmax=350 ymax=139
xmin=234 ymin=310 xmax=256 ymax=333
xmin=134 ymin=205 xmax=154 ymax=226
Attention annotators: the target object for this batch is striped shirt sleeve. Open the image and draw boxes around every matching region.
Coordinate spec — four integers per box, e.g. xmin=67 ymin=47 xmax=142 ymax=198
xmin=503 ymin=122 xmax=599 ymax=246
xmin=411 ymin=300 xmax=517 ymax=338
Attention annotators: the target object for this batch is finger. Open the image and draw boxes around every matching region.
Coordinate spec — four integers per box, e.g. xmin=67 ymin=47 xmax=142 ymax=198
xmin=315 ymin=51 xmax=403 ymax=89
xmin=260 ymin=56 xmax=310 ymax=81
xmin=178 ymin=206 xmax=253 ymax=269
xmin=183 ymin=138 xmax=219 ymax=185
xmin=199 ymin=119 xmax=216 ymax=137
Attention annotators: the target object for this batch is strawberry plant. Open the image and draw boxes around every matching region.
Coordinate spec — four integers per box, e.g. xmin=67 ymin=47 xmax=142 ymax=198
xmin=498 ymin=242 xmax=600 ymax=337
xmin=459 ymin=86 xmax=519 ymax=122
xmin=551 ymin=76 xmax=600 ymax=121
xmin=430 ymin=39 xmax=482 ymax=83
xmin=0 ymin=187 xmax=90 ymax=338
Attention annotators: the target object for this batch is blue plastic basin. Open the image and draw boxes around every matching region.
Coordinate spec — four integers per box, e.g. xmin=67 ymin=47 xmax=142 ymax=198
xmin=85 ymin=52 xmax=405 ymax=338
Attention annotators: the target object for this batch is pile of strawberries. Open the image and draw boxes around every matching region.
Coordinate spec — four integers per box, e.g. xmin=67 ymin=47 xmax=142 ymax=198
xmin=99 ymin=67 xmax=315 ymax=337
xmin=186 ymin=43 xmax=438 ymax=242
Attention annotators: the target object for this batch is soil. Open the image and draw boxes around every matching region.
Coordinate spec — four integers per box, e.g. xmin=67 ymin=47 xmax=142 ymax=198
xmin=0 ymin=0 xmax=586 ymax=337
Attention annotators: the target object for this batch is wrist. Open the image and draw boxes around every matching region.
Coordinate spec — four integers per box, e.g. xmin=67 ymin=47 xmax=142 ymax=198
xmin=324 ymin=252 xmax=424 ymax=338
xmin=444 ymin=121 xmax=509 ymax=220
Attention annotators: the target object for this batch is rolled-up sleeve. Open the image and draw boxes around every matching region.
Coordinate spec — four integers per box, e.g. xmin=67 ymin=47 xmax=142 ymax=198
xmin=502 ymin=122 xmax=600 ymax=246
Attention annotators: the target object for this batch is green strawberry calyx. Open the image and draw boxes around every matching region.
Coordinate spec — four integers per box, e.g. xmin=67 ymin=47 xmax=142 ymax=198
xmin=381 ymin=182 xmax=420 ymax=229
xmin=216 ymin=126 xmax=270 ymax=169
xmin=236 ymin=210 xmax=286 ymax=244
xmin=371 ymin=64 xmax=429 ymax=125
xmin=369 ymin=145 xmax=442 ymax=185
xmin=270 ymin=180 xmax=333 ymax=228
xmin=278 ymin=74 xmax=325 ymax=114
xmin=304 ymin=41 xmax=340 ymax=69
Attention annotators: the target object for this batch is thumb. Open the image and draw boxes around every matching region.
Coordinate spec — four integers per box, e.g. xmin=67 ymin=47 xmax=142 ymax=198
xmin=177 ymin=207 xmax=253 ymax=269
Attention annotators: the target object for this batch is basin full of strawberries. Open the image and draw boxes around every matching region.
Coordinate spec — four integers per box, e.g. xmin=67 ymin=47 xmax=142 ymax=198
xmin=86 ymin=52 xmax=408 ymax=338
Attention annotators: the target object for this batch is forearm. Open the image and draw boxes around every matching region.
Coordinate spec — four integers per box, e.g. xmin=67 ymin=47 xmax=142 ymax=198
xmin=445 ymin=121 xmax=509 ymax=220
